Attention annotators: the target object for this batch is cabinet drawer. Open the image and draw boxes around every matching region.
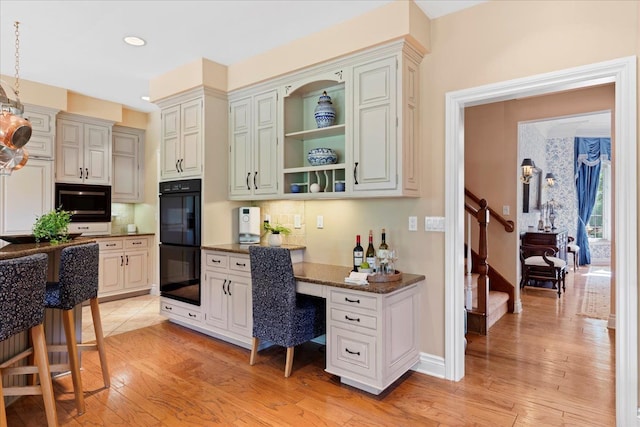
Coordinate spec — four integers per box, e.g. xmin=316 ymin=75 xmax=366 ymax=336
xmin=330 ymin=308 xmax=377 ymax=330
xmin=329 ymin=325 xmax=377 ymax=379
xmin=69 ymin=222 xmax=111 ymax=235
xmin=330 ymin=290 xmax=378 ymax=312
xmin=205 ymin=252 xmax=229 ymax=270
xmin=229 ymin=255 xmax=250 ymax=274
xmin=98 ymin=239 xmax=123 ymax=251
xmin=160 ymin=301 xmax=202 ymax=322
xmin=124 ymin=238 xmax=148 ymax=249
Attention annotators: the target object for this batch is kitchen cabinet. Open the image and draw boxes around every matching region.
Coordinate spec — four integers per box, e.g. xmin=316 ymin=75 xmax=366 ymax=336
xmin=97 ymin=236 xmax=150 ymax=297
xmin=202 ymin=250 xmax=253 ymax=346
xmin=229 ymin=89 xmax=279 ymax=199
xmin=325 ymin=284 xmax=420 ymax=395
xmin=56 ymin=114 xmax=112 ymax=185
xmin=352 ymin=48 xmax=420 ymax=196
xmin=22 ymin=105 xmax=58 ymax=159
xmin=0 ymin=158 xmax=53 ymax=235
xmin=112 ymin=126 xmax=144 ymax=202
xmin=160 ymin=98 xmax=202 ymax=180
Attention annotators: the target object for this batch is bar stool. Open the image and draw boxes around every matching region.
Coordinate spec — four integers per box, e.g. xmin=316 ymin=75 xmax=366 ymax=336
xmin=0 ymin=253 xmax=58 ymax=427
xmin=44 ymin=243 xmax=109 ymax=415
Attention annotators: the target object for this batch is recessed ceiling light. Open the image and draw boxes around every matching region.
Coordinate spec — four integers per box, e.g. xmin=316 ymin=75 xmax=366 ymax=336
xmin=124 ymin=36 xmax=146 ymax=47
xmin=141 ymin=96 xmax=150 ymax=102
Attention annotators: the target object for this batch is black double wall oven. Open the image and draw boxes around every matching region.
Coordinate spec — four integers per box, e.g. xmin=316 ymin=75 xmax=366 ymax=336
xmin=159 ymin=179 xmax=201 ymax=306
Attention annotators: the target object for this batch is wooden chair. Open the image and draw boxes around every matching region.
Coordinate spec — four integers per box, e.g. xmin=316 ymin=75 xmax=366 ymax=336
xmin=44 ymin=243 xmax=109 ymax=415
xmin=248 ymin=246 xmax=325 ymax=377
xmin=520 ymin=244 xmax=568 ymax=298
xmin=0 ymin=254 xmax=58 ymax=427
xmin=567 ymin=236 xmax=580 ymax=271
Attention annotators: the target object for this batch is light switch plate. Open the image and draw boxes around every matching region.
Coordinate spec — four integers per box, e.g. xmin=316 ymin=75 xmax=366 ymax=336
xmin=425 ymin=216 xmax=445 ymax=232
xmin=316 ymin=215 xmax=324 ymax=229
xmin=294 ymin=214 xmax=301 ymax=229
xmin=503 ymin=205 xmax=510 ymax=215
xmin=408 ymin=216 xmax=418 ymax=231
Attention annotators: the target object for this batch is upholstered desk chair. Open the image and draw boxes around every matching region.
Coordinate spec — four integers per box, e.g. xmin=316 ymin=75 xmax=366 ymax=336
xmin=520 ymin=244 xmax=568 ymax=298
xmin=45 ymin=243 xmax=109 ymax=415
xmin=567 ymin=236 xmax=580 ymax=271
xmin=248 ymin=246 xmax=325 ymax=377
xmin=0 ymin=254 xmax=58 ymax=427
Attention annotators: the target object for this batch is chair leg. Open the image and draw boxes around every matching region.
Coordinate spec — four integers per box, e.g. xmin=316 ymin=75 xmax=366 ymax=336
xmin=62 ymin=309 xmax=85 ymax=415
xmin=0 ymin=376 xmax=6 ymax=427
xmin=90 ymin=298 xmax=110 ymax=388
xmin=249 ymin=337 xmax=259 ymax=365
xmin=284 ymin=346 xmax=294 ymax=378
xmin=31 ymin=324 xmax=59 ymax=427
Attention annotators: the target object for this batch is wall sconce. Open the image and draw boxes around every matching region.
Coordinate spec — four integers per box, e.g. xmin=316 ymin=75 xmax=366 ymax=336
xmin=545 ymin=172 xmax=556 ymax=187
xmin=520 ymin=158 xmax=536 ymax=183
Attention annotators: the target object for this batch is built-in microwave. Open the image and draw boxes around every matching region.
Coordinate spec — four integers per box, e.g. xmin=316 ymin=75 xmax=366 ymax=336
xmin=54 ymin=183 xmax=111 ymax=222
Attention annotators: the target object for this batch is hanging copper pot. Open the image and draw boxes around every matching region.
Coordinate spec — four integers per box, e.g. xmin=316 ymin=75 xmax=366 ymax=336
xmin=0 ymin=111 xmax=32 ymax=149
xmin=0 ymin=145 xmax=28 ymax=172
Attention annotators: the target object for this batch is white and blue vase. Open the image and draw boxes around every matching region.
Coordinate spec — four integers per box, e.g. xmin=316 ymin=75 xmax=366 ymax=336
xmin=314 ymin=91 xmax=336 ymax=128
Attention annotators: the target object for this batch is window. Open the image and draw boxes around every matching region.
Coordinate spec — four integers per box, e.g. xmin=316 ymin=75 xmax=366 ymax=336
xmin=587 ymin=163 xmax=611 ymax=240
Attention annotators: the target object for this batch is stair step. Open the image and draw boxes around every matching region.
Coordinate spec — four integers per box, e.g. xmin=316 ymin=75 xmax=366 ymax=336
xmin=465 ymin=272 xmax=510 ymax=333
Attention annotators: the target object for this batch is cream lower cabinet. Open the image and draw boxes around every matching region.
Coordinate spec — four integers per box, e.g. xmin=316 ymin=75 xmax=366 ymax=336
xmin=325 ymin=283 xmax=420 ymax=395
xmin=98 ymin=236 xmax=150 ymax=297
xmin=202 ymin=250 xmax=253 ymax=348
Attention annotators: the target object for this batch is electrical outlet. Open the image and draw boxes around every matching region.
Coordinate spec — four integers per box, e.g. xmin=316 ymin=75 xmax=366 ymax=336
xmin=408 ymin=216 xmax=418 ymax=231
xmin=294 ymin=214 xmax=301 ymax=229
xmin=316 ymin=215 xmax=324 ymax=229
xmin=264 ymin=214 xmax=271 ymax=223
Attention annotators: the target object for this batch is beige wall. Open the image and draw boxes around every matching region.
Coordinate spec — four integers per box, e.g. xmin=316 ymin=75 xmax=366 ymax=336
xmin=465 ymin=84 xmax=615 ymax=287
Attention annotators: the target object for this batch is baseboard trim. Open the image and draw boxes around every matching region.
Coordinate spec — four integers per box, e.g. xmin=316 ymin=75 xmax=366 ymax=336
xmin=411 ymin=351 xmax=446 ymax=379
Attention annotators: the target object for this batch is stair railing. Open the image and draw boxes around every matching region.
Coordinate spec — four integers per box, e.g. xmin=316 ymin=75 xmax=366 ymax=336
xmin=465 ymin=198 xmax=490 ymax=316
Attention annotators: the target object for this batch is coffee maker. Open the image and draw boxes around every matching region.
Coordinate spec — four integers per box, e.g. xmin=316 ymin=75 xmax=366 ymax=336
xmin=239 ymin=207 xmax=261 ymax=244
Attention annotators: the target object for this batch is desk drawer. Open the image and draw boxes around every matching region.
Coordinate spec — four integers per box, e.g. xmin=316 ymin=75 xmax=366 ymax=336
xmin=329 ymin=325 xmax=377 ymax=380
xmin=160 ymin=301 xmax=202 ymax=322
xmin=205 ymin=252 xmax=229 ymax=270
xmin=229 ymin=256 xmax=250 ymax=274
xmin=330 ymin=308 xmax=377 ymax=331
xmin=330 ymin=290 xmax=378 ymax=312
xmin=124 ymin=238 xmax=148 ymax=249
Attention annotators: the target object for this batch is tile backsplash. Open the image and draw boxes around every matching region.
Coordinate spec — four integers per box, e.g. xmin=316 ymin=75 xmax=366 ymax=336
xmin=255 ymin=200 xmax=305 ymax=246
xmin=111 ymin=203 xmax=136 ymax=233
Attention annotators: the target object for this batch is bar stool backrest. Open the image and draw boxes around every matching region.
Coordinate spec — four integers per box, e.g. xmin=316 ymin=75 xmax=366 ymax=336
xmin=0 ymin=254 xmax=48 ymax=341
xmin=50 ymin=243 xmax=99 ymax=310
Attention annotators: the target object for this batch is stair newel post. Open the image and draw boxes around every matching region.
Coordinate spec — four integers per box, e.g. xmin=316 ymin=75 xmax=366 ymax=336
xmin=465 ymin=213 xmax=473 ymax=310
xmin=477 ymin=199 xmax=490 ymax=316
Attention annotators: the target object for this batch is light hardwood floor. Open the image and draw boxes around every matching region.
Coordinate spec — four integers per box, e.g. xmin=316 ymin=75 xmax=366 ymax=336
xmin=6 ymin=266 xmax=614 ymax=426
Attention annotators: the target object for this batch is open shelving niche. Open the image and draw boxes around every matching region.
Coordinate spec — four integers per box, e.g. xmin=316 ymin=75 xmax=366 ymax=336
xmin=283 ymin=79 xmax=346 ymax=196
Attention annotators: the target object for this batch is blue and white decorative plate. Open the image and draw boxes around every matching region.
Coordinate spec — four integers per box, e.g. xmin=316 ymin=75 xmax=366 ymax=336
xmin=308 ymin=148 xmax=337 ymax=166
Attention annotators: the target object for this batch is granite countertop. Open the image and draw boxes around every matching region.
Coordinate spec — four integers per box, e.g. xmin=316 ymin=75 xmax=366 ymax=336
xmin=293 ymin=262 xmax=425 ymax=294
xmin=202 ymin=243 xmax=306 ymax=254
xmin=0 ymin=237 xmax=98 ymax=260
xmin=92 ymin=232 xmax=155 ymax=238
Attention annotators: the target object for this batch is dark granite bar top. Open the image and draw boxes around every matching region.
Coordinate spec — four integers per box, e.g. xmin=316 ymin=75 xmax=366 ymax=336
xmin=293 ymin=262 xmax=425 ymax=294
xmin=0 ymin=237 xmax=98 ymax=260
xmin=202 ymin=243 xmax=306 ymax=254
xmin=92 ymin=232 xmax=155 ymax=238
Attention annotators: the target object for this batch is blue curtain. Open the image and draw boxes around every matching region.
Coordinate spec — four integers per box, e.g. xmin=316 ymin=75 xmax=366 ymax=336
xmin=574 ymin=137 xmax=611 ymax=265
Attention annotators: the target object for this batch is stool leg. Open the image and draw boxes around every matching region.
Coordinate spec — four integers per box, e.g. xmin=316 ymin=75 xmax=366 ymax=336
xmin=90 ymin=298 xmax=110 ymax=388
xmin=62 ymin=309 xmax=85 ymax=415
xmin=284 ymin=346 xmax=294 ymax=378
xmin=0 ymin=371 xmax=6 ymax=427
xmin=250 ymin=337 xmax=259 ymax=365
xmin=31 ymin=324 xmax=59 ymax=427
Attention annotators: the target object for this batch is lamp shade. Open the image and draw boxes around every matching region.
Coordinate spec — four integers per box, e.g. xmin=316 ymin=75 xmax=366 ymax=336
xmin=521 ymin=158 xmax=535 ymax=168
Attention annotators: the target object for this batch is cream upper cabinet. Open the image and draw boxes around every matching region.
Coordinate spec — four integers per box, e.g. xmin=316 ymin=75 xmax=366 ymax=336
xmin=112 ymin=126 xmax=144 ymax=202
xmin=22 ymin=105 xmax=58 ymax=159
xmin=352 ymin=47 xmax=420 ymax=197
xmin=229 ymin=89 xmax=278 ymax=199
xmin=0 ymin=158 xmax=54 ymax=235
xmin=56 ymin=114 xmax=112 ymax=185
xmin=160 ymin=98 xmax=202 ymax=180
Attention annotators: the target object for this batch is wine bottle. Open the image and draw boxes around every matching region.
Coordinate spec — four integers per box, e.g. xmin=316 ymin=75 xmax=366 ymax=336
xmin=378 ymin=228 xmax=389 ymax=273
xmin=353 ymin=235 xmax=364 ymax=272
xmin=366 ymin=229 xmax=376 ymax=272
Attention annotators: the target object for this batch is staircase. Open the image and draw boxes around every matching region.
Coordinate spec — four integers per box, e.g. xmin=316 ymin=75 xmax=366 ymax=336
xmin=465 ymin=189 xmax=516 ymax=335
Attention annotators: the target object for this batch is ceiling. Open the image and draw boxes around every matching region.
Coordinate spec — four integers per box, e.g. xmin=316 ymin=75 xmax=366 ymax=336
xmin=0 ymin=1 xmax=484 ymax=113
xmin=529 ymin=112 xmax=611 ymax=139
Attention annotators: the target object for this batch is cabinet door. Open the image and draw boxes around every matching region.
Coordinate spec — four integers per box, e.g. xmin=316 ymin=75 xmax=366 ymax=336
xmin=112 ymin=130 xmax=141 ymax=201
xmin=204 ymin=270 xmax=228 ymax=329
xmin=99 ymin=252 xmax=124 ymax=294
xmin=229 ymin=97 xmax=253 ymax=197
xmin=160 ymin=105 xmax=181 ymax=179
xmin=0 ymin=159 xmax=53 ymax=235
xmin=23 ymin=106 xmax=56 ymax=159
xmin=227 ymin=274 xmax=252 ymax=338
xmin=56 ymin=119 xmax=84 ymax=183
xmin=180 ymin=98 xmax=203 ymax=177
xmin=84 ymin=123 xmax=111 ymax=185
xmin=124 ymin=249 xmax=148 ymax=290
xmin=253 ymin=90 xmax=279 ymax=196
xmin=352 ymin=57 xmax=397 ymax=192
